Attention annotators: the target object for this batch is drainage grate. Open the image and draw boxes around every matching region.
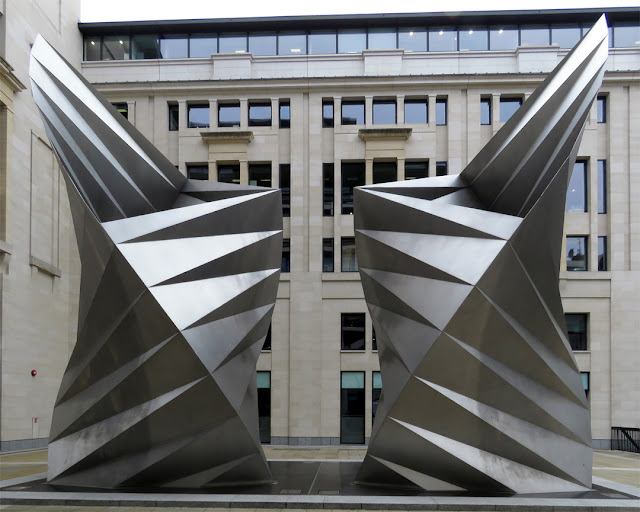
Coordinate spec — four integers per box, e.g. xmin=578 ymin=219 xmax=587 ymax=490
xmin=318 ymin=490 xmax=340 ymax=495
xmin=279 ymin=489 xmax=301 ymax=494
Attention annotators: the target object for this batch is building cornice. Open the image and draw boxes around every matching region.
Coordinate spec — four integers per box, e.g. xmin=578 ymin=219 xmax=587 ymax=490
xmin=0 ymin=57 xmax=26 ymax=93
xmin=201 ymin=131 xmax=254 ymax=143
xmin=359 ymin=128 xmax=412 ymax=141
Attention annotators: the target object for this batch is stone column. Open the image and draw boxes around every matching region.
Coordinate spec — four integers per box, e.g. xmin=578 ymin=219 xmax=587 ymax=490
xmin=240 ymin=159 xmax=249 ymax=185
xmin=397 ymin=157 xmax=405 ymax=181
xmin=397 ymin=95 xmax=405 ymax=124
xmin=240 ymin=99 xmax=248 ymax=129
xmin=365 ymin=157 xmax=374 ymax=185
xmin=209 ymin=99 xmax=217 ymax=129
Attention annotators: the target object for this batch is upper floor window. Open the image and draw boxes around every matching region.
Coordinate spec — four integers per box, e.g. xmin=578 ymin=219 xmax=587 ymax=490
xmin=480 ymin=97 xmax=492 ymax=125
xmin=405 ymin=161 xmax=428 ymax=180
xmin=84 ymin=38 xmax=101 ymax=60
xmin=309 ymin=31 xmax=337 ymax=55
xmin=597 ymin=160 xmax=607 ymax=214
xmin=218 ymin=103 xmax=240 ymax=128
xmin=436 ymin=161 xmax=448 ymax=176
xmin=323 ymin=100 xmax=335 ymax=128
xmin=598 ymin=236 xmax=608 ymax=271
xmin=404 ymin=99 xmax=428 ymax=124
xmin=613 ymin=23 xmax=640 ymax=48
xmin=282 ymin=238 xmax=290 ymax=272
xmin=489 ymin=26 xmax=518 ymax=50
xmin=159 ymin=35 xmax=188 ymax=58
xmin=429 ymin=27 xmax=457 ymax=52
xmin=323 ymin=163 xmax=334 ymax=216
xmin=373 ymin=161 xmax=397 ymax=184
xmin=368 ymin=29 xmax=396 ymax=50
xmin=189 ymin=35 xmax=217 ymax=57
xmin=168 ymin=104 xmax=179 ymax=131
xmin=219 ymin=34 xmax=247 ymax=53
xmin=112 ymin=103 xmax=128 ymax=119
xmin=249 ymin=163 xmax=272 ymax=187
xmin=566 ymin=236 xmax=588 ymax=271
xmin=249 ymin=102 xmax=272 ymax=127
xmin=341 ymin=237 xmax=358 ymax=272
xmin=341 ymin=314 xmax=365 ymax=349
xmin=249 ymin=33 xmax=277 ymax=56
xmin=279 ymin=33 xmax=306 ymax=55
xmin=398 ymin=29 xmax=427 ymax=52
xmin=566 ymin=160 xmax=587 ymax=212
xmin=103 ymin=36 xmax=130 ymax=60
xmin=597 ymin=96 xmax=607 ymax=123
xmin=520 ymin=25 xmax=550 ymax=46
xmin=132 ymin=35 xmax=161 ymax=59
xmin=338 ymin=29 xmax=366 ymax=54
xmin=551 ymin=25 xmax=581 ymax=48
xmin=279 ymin=100 xmax=291 ymax=129
xmin=218 ymin=163 xmax=240 ymax=184
xmin=188 ymin=104 xmax=209 ymax=128
xmin=565 ymin=313 xmax=587 ymax=350
xmin=323 ymin=238 xmax=334 ymax=272
xmin=500 ymin=97 xmax=522 ymax=122
xmin=341 ymin=100 xmax=365 ymax=125
xmin=187 ymin=164 xmax=208 ymax=180
xmin=341 ymin=162 xmax=365 ymax=214
xmin=436 ymin=98 xmax=447 ymax=125
xmin=459 ymin=27 xmax=488 ymax=51
xmin=280 ymin=164 xmax=290 ymax=217
xmin=373 ymin=100 xmax=396 ymax=124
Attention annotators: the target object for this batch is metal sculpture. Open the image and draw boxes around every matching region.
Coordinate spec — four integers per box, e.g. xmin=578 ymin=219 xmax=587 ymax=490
xmin=355 ymin=16 xmax=608 ymax=493
xmin=30 ymin=36 xmax=281 ymax=488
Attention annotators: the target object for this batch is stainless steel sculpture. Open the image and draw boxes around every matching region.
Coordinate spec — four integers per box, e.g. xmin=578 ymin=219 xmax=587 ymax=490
xmin=30 ymin=36 xmax=281 ymax=488
xmin=355 ymin=17 xmax=608 ymax=493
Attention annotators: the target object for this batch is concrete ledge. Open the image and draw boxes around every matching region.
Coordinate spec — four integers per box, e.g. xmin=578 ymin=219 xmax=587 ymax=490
xmin=29 ymin=255 xmax=62 ymax=277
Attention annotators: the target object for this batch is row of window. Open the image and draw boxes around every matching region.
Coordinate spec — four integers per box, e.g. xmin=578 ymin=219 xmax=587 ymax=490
xmin=172 ymin=101 xmax=290 ymax=130
xmin=83 ymin=22 xmax=640 ymax=61
xmin=567 ymin=235 xmax=608 ymax=272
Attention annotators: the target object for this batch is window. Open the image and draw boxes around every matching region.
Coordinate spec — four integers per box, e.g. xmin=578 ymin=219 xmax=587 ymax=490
xmin=565 ymin=313 xmax=587 ymax=351
xmin=279 ymin=33 xmax=306 ymax=55
xmin=598 ymin=236 xmax=607 ymax=271
xmin=168 ymin=104 xmax=179 ymax=131
xmin=249 ymin=33 xmax=277 ymax=56
xmin=500 ymin=97 xmax=522 ymax=122
xmin=566 ymin=236 xmax=588 ymax=271
xmin=436 ymin=98 xmax=447 ymax=125
xmin=598 ymin=160 xmax=607 ymax=214
xmin=219 ymin=34 xmax=247 ymax=53
xmin=520 ymin=25 xmax=550 ymax=46
xmin=341 ymin=162 xmax=365 ymax=214
xmin=551 ymin=26 xmax=581 ymax=49
xmin=218 ymin=164 xmax=240 ymax=184
xmin=341 ymin=101 xmax=365 ymax=125
xmin=323 ymin=238 xmax=334 ymax=272
xmin=405 ymin=161 xmax=428 ymax=180
xmin=566 ymin=160 xmax=587 ymax=212
xmin=372 ymin=326 xmax=377 ymax=350
xmin=189 ymin=35 xmax=217 ymax=57
xmin=373 ymin=100 xmax=396 ymax=124
xmin=581 ymin=372 xmax=590 ymax=399
xmin=372 ymin=371 xmax=382 ymax=424
xmin=249 ymin=163 xmax=271 ymax=187
xmin=186 ymin=164 xmax=208 ymax=180
xmin=282 ymin=238 xmax=290 ymax=272
xmin=280 ymin=164 xmax=290 ymax=217
xmin=322 ymin=100 xmax=334 ymax=128
xmin=368 ymin=29 xmax=396 ymax=50
xmin=459 ymin=28 xmax=488 ymax=51
xmin=341 ymin=237 xmax=358 ymax=272
xmin=112 ymin=103 xmax=128 ymax=120
xmin=279 ymin=101 xmax=290 ymax=129
xmin=323 ymin=163 xmax=334 ymax=216
xmin=429 ymin=27 xmax=457 ymax=52
xmin=103 ymin=36 xmax=130 ymax=60
xmin=257 ymin=371 xmax=271 ymax=443
xmin=489 ymin=26 xmax=518 ymax=50
xmin=84 ymin=37 xmax=101 ymax=61
xmin=481 ymin=97 xmax=492 ymax=125
xmin=398 ymin=29 xmax=427 ymax=52
xmin=309 ymin=31 xmax=337 ymax=55
xmin=613 ymin=23 xmax=640 ymax=48
xmin=132 ymin=34 xmax=160 ymax=59
xmin=436 ymin=161 xmax=448 ymax=176
xmin=597 ymin=96 xmax=607 ymax=123
xmin=159 ymin=35 xmax=188 ymax=58
xmin=338 ymin=30 xmax=366 ymax=54
xmin=249 ymin=102 xmax=272 ymax=127
xmin=218 ymin=103 xmax=240 ymax=128
xmin=341 ymin=371 xmax=365 ymax=444
xmin=404 ymin=99 xmax=428 ymax=124
xmin=341 ymin=314 xmax=365 ymax=350
xmin=188 ymin=104 xmax=209 ymax=128
xmin=262 ymin=324 xmax=272 ymax=350
xmin=373 ymin=161 xmax=397 ymax=184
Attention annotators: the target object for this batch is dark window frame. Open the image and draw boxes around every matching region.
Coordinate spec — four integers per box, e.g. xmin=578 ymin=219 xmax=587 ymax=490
xmin=340 ymin=370 xmax=365 ymax=444
xmin=280 ymin=164 xmax=290 ymax=217
xmin=341 ymin=313 xmax=365 ymax=351
xmin=323 ymin=238 xmax=334 ymax=273
xmin=249 ymin=101 xmax=272 ymax=127
xmin=566 ymin=235 xmax=588 ymax=272
xmin=282 ymin=238 xmax=291 ymax=273
xmin=218 ymin=102 xmax=241 ymax=128
xmin=323 ymin=100 xmax=335 ymax=128
xmin=341 ymin=236 xmax=358 ymax=272
xmin=435 ymin=98 xmax=447 ymax=126
xmin=279 ymin=100 xmax=290 ymax=129
xmin=341 ymin=100 xmax=366 ymax=126
xmin=323 ymin=163 xmax=335 ymax=217
xmin=565 ymin=313 xmax=588 ymax=351
xmin=480 ymin=97 xmax=492 ymax=125
xmin=186 ymin=164 xmax=208 ymax=181
xmin=168 ymin=103 xmax=179 ymax=131
xmin=187 ymin=104 xmax=210 ymax=129
xmin=372 ymin=99 xmax=397 ymax=125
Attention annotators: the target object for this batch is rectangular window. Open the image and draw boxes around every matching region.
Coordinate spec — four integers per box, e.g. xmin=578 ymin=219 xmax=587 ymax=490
xmin=341 ymin=100 xmax=365 ymax=125
xmin=103 ymin=36 xmax=130 ymax=60
xmin=597 ymin=95 xmax=607 ymax=123
xmin=405 ymin=161 xmax=428 ymax=180
xmin=282 ymin=238 xmax=290 ymax=273
xmin=436 ymin=98 xmax=447 ymax=126
xmin=159 ymin=35 xmax=188 ymax=58
xmin=368 ymin=29 xmax=396 ymax=50
xmin=249 ymin=33 xmax=277 ymax=56
xmin=613 ymin=23 xmax=640 ymax=48
xmin=219 ymin=34 xmax=247 ymax=53
xmin=257 ymin=371 xmax=271 ymax=443
xmin=218 ymin=103 xmax=241 ymax=128
xmin=338 ymin=30 xmax=366 ymax=54
xmin=341 ymin=371 xmax=365 ymax=444
xmin=372 ymin=371 xmax=382 ymax=425
xmin=459 ymin=27 xmax=488 ymax=51
xmin=323 ymin=238 xmax=334 ymax=272
xmin=581 ymin=372 xmax=590 ymax=399
xmin=520 ymin=25 xmax=550 ymax=46
xmin=551 ymin=25 xmax=581 ymax=49
xmin=373 ymin=161 xmax=397 ymax=184
xmin=404 ymin=99 xmax=428 ymax=124
xmin=189 ymin=35 xmax=217 ymax=57
xmin=341 ymin=237 xmax=358 ymax=272
xmin=309 ymin=31 xmax=337 ymax=55
xmin=480 ymin=97 xmax=492 ymax=125
xmin=278 ymin=33 xmax=306 ymax=55
xmin=565 ymin=313 xmax=587 ymax=351
xmin=429 ymin=27 xmax=457 ymax=51
xmin=249 ymin=102 xmax=272 ymax=127
xmin=398 ymin=29 xmax=427 ymax=52
xmin=280 ymin=164 xmax=290 ymax=217
xmin=112 ymin=103 xmax=128 ymax=120
xmin=279 ymin=101 xmax=290 ymax=129
xmin=567 ymin=236 xmax=588 ymax=271
xmin=168 ymin=104 xmax=179 ymax=131
xmin=188 ymin=104 xmax=209 ymax=128
xmin=323 ymin=163 xmax=334 ymax=217
xmin=323 ymin=100 xmax=334 ymax=128
xmin=372 ymin=326 xmax=377 ymax=351
xmin=218 ymin=164 xmax=240 ymax=184
xmin=249 ymin=163 xmax=271 ymax=187
xmin=373 ymin=100 xmax=396 ymax=124
xmin=262 ymin=324 xmax=271 ymax=351
xmin=598 ymin=236 xmax=607 ymax=271
xmin=436 ymin=161 xmax=448 ymax=176
xmin=187 ymin=164 xmax=208 ymax=181
xmin=84 ymin=37 xmax=101 ymax=61
xmin=132 ymin=34 xmax=160 ymax=59
xmin=489 ymin=26 xmax=518 ymax=50
xmin=500 ymin=97 xmax=522 ymax=122
xmin=341 ymin=162 xmax=365 ymax=214
xmin=597 ymin=160 xmax=607 ymax=214
xmin=341 ymin=314 xmax=365 ymax=350
xmin=566 ymin=160 xmax=587 ymax=212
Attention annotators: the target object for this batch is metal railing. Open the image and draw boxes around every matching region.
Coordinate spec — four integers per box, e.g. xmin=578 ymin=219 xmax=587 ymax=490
xmin=611 ymin=427 xmax=640 ymax=453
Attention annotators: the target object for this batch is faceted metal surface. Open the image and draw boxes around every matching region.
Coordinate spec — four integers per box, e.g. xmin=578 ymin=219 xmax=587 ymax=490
xmin=30 ymin=36 xmax=281 ymax=488
xmin=355 ymin=17 xmax=608 ymax=493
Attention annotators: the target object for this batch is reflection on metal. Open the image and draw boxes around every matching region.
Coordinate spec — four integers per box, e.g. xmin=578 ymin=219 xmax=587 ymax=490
xmin=355 ymin=17 xmax=608 ymax=493
xmin=30 ymin=36 xmax=281 ymax=488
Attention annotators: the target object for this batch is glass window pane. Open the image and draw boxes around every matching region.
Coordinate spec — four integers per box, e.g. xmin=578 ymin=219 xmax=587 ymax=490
xmin=566 ymin=161 xmax=587 ymax=212
xmin=323 ymin=100 xmax=334 ymax=128
xmin=218 ymin=164 xmax=240 ymax=184
xmin=500 ymin=97 xmax=522 ymax=122
xmin=405 ymin=161 xmax=428 ymax=180
xmin=342 ymin=162 xmax=365 ymax=214
xmin=218 ymin=103 xmax=240 ymax=127
xmin=249 ymin=33 xmax=277 ymax=56
xmin=338 ymin=30 xmax=366 ymax=53
xmin=341 ymin=101 xmax=365 ymax=125
xmin=112 ymin=103 xmax=128 ymax=119
xmin=373 ymin=100 xmax=396 ymax=124
xmin=489 ymin=26 xmax=518 ymax=50
xmin=598 ymin=236 xmax=607 ymax=271
xmin=436 ymin=99 xmax=447 ymax=125
xmin=282 ymin=238 xmax=290 ymax=272
xmin=190 ymin=35 xmax=217 ymax=57
xmin=398 ymin=29 xmax=427 ymax=52
xmin=481 ymin=97 xmax=491 ymax=125
xmin=280 ymin=164 xmax=290 ymax=217
xmin=309 ymin=31 xmax=336 ymax=54
xmin=581 ymin=372 xmax=590 ymax=391
xmin=597 ymin=96 xmax=606 ymax=123
xmin=323 ymin=238 xmax=334 ymax=272
xmin=551 ymin=26 xmax=581 ymax=49
xmin=84 ymin=37 xmax=101 ymax=60
xmin=341 ymin=370 xmax=365 ymax=443
xmin=323 ymin=163 xmax=334 ymax=216
xmin=459 ymin=28 xmax=488 ymax=51
xmin=404 ymin=99 xmax=427 ymax=124
xmin=565 ymin=313 xmax=587 ymax=350
xmin=159 ymin=35 xmax=188 ymax=58
xmin=429 ymin=28 xmax=457 ymax=52
xmin=103 ymin=36 xmax=130 ymax=60
xmin=257 ymin=372 xmax=271 ymax=388
xmin=567 ymin=236 xmax=588 ymax=271
xmin=368 ymin=29 xmax=396 ymax=50
xmin=249 ymin=163 xmax=271 ymax=187
xmin=187 ymin=164 xmax=208 ymax=180
xmin=521 ymin=25 xmax=550 ymax=46
xmin=168 ymin=104 xmax=179 ymax=131
xmin=372 ymin=327 xmax=377 ymax=350
xmin=257 ymin=371 xmax=271 ymax=443
xmin=219 ymin=34 xmax=247 ymax=53
xmin=341 ymin=316 xmax=365 ymax=351
xmin=279 ymin=101 xmax=290 ymax=129
xmin=373 ymin=371 xmax=382 ymax=389
xmin=132 ymin=35 xmax=160 ymax=59
xmin=598 ymin=160 xmax=607 ymax=214
xmin=341 ymin=371 xmax=365 ymax=388
xmin=341 ymin=237 xmax=358 ymax=272
xmin=613 ymin=23 xmax=640 ymax=48
xmin=279 ymin=33 xmax=306 ymax=55
xmin=262 ymin=325 xmax=271 ymax=350
xmin=373 ymin=161 xmax=397 ymax=184
xmin=249 ymin=103 xmax=272 ymax=127
xmin=188 ymin=105 xmax=209 ymax=128
xmin=436 ymin=161 xmax=448 ymax=176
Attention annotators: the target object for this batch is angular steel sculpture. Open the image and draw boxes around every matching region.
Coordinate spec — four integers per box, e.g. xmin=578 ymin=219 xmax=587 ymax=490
xmin=355 ymin=17 xmax=608 ymax=493
xmin=30 ymin=36 xmax=281 ymax=488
